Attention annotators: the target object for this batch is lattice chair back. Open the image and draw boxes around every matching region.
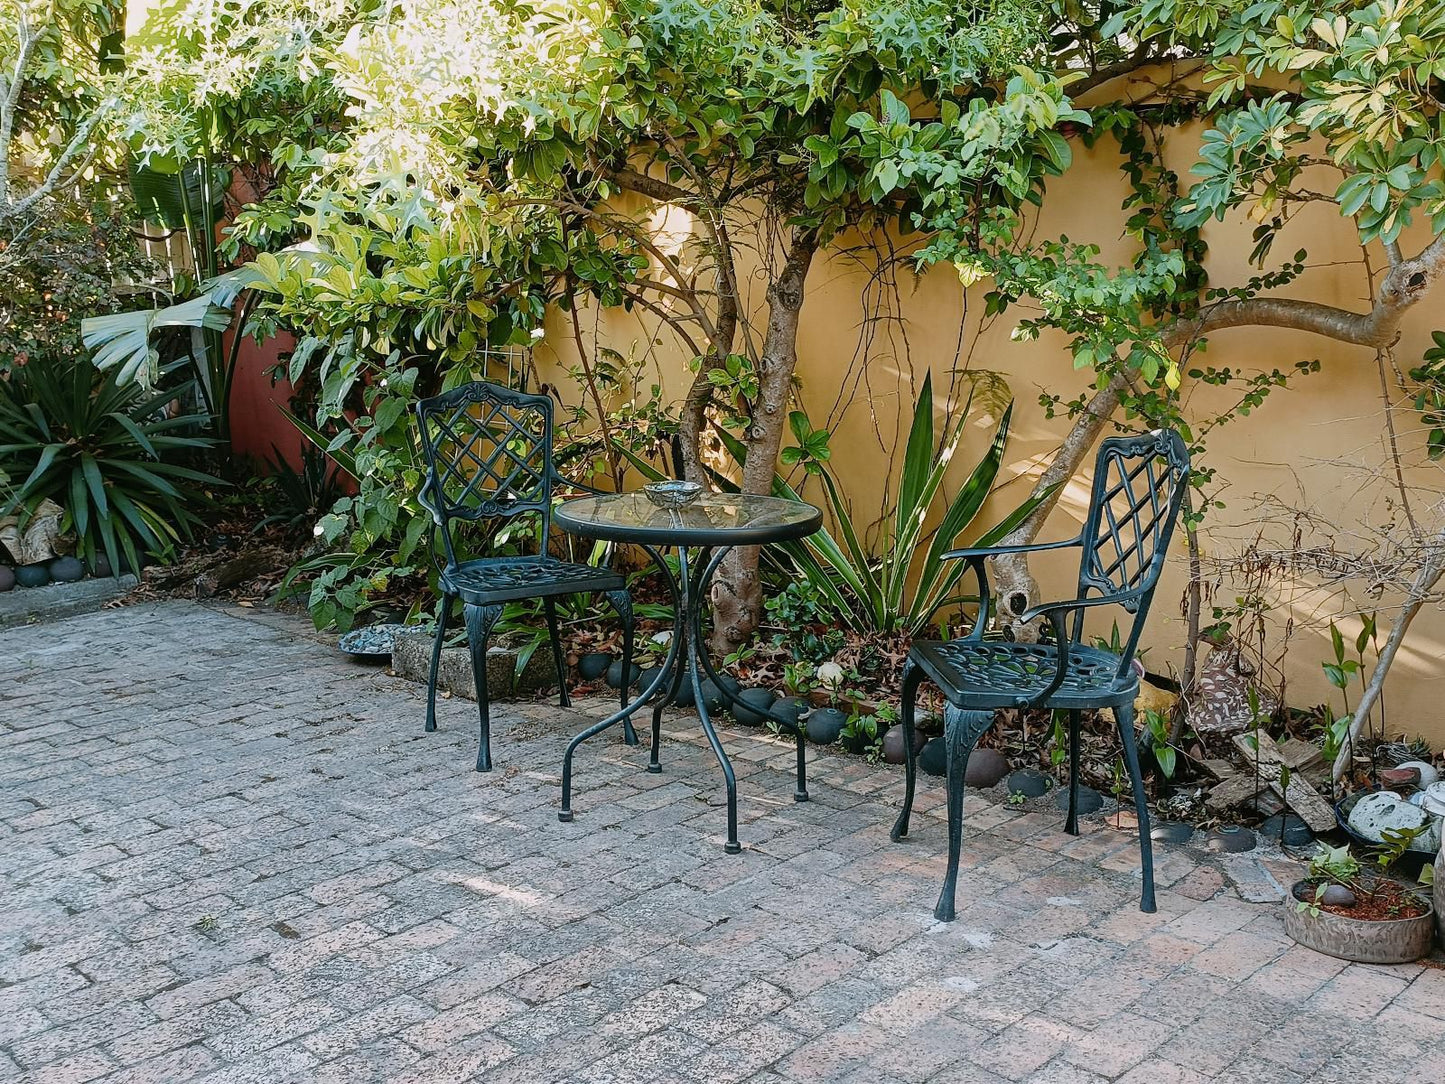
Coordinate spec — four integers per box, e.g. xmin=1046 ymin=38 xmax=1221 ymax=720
xmin=1074 ymin=429 xmax=1190 ymax=666
xmin=415 ymin=382 xmax=556 ymax=569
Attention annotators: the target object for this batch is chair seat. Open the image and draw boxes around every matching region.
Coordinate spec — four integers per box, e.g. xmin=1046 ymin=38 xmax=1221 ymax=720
xmin=910 ymin=639 xmax=1138 ymax=710
xmin=441 ymin=556 xmax=625 ymax=605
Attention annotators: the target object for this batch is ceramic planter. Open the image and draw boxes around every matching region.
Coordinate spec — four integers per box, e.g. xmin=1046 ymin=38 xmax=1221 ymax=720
xmin=1435 ymin=845 xmax=1444 ymax=949
xmin=1284 ymin=879 xmax=1435 ymax=965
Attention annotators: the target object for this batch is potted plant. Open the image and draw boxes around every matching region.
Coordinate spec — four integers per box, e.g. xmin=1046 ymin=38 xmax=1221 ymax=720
xmin=1284 ymin=836 xmax=1436 ymax=964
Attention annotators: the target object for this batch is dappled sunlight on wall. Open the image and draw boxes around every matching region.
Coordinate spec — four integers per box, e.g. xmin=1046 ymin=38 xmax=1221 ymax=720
xmin=535 ymin=130 xmax=1445 ymax=746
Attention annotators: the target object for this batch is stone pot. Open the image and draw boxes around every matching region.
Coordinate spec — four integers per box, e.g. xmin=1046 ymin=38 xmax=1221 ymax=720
xmin=1435 ymin=845 xmax=1444 ymax=949
xmin=1284 ymin=879 xmax=1435 ymax=965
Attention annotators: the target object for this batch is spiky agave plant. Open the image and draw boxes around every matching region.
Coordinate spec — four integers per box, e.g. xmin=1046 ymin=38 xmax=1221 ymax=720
xmin=0 ymin=358 xmax=219 ymax=572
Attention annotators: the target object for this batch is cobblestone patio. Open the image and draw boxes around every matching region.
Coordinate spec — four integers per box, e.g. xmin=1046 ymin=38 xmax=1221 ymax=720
xmin=4 ymin=601 xmax=1444 ymax=1083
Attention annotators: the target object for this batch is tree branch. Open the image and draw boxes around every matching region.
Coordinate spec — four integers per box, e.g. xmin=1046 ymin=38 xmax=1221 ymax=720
xmin=3 ymin=104 xmax=112 ymax=219
xmin=610 ymin=167 xmax=697 ymax=207
xmin=1162 ymin=234 xmax=1445 ymax=350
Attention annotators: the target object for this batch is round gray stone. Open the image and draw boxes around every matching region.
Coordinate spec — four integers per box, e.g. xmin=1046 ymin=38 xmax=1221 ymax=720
xmin=0 ymin=566 xmax=13 ymax=592
xmin=698 ymin=676 xmax=740 ymax=713
xmin=638 ymin=666 xmax=667 ymax=699
xmin=15 ymin=564 xmax=49 ymax=589
xmin=1260 ymin=813 xmax=1314 ymax=848
xmin=919 ymin=737 xmax=947 ymax=776
xmin=881 ymin=725 xmax=925 ymax=765
xmin=672 ymin=679 xmax=695 ymax=708
xmin=1150 ymin=821 xmax=1195 ymax=845
xmin=806 ymin=707 xmax=847 ymax=745
xmin=1205 ymin=825 xmax=1257 ymax=853
xmin=1055 ymin=784 xmax=1104 ymax=815
xmin=1320 ymin=884 xmax=1356 ymax=908
xmin=771 ymin=697 xmax=808 ymax=727
xmin=732 ymin=688 xmax=775 ymax=726
xmin=49 ymin=556 xmax=84 ymax=583
xmin=605 ymin=660 xmax=640 ymax=690
xmin=578 ymin=652 xmax=611 ymax=681
xmin=1007 ymin=769 xmax=1052 ymax=798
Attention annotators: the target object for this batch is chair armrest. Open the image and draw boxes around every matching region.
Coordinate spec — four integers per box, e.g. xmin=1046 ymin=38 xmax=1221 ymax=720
xmin=417 ymin=483 xmax=444 ymax=526
xmin=940 ymin=536 xmax=1083 ymax=563
xmin=1011 ymin=593 xmax=1148 ymax=707
xmin=1015 ymin=592 xmax=1142 ymax=627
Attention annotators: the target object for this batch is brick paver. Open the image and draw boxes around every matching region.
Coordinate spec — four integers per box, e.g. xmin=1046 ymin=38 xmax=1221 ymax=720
xmin=3 ymin=601 xmax=1444 ymax=1083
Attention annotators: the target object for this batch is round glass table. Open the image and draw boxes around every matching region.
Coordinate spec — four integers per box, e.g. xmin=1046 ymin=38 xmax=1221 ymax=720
xmin=554 ymin=490 xmax=823 ymax=853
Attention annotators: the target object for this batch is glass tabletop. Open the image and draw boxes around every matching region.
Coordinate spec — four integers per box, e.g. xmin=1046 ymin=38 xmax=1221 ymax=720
xmin=555 ymin=490 xmax=822 ymax=546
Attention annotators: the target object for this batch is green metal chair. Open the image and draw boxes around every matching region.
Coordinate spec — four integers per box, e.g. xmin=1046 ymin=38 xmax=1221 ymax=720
xmin=415 ymin=381 xmax=636 ymax=772
xmin=891 ymin=429 xmax=1190 ymax=920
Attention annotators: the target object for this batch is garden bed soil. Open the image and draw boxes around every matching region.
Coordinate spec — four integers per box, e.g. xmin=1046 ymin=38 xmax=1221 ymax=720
xmin=1297 ymin=877 xmax=1430 ymax=921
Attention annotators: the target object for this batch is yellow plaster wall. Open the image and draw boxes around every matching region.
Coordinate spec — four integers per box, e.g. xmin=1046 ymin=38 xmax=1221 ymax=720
xmin=534 ymin=132 xmax=1445 ymax=749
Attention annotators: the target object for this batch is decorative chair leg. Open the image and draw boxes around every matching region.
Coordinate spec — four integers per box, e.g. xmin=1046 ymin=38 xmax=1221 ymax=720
xmin=1114 ymin=701 xmax=1157 ymax=913
xmin=1065 ymin=708 xmax=1082 ymax=835
xmin=607 ymin=589 xmax=639 ymax=746
xmin=935 ymin=705 xmax=994 ymax=923
xmin=793 ymin=727 xmax=809 ymax=803
xmin=463 ymin=602 xmax=503 ymax=772
xmin=891 ymin=662 xmax=923 ymax=842
xmin=544 ymin=598 xmax=570 ymax=709
xmin=649 ymin=657 xmax=685 ymax=774
xmin=426 ymin=593 xmax=452 ymax=733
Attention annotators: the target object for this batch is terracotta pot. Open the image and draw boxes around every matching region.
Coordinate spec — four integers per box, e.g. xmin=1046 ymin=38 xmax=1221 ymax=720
xmin=1284 ymin=879 xmax=1435 ymax=965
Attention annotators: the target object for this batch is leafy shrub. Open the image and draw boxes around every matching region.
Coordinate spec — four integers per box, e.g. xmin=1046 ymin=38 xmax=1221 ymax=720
xmin=0 ymin=359 xmax=218 ymax=570
xmin=1 ymin=202 xmax=161 ymax=382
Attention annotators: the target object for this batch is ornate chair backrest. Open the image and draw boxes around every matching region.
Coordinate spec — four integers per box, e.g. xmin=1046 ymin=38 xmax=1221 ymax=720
xmin=415 ymin=381 xmax=555 ymax=570
xmin=1074 ymin=429 xmax=1190 ymax=671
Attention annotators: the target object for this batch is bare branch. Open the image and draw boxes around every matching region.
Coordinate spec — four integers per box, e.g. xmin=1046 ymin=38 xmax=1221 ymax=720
xmin=3 ymin=104 xmax=113 ymax=219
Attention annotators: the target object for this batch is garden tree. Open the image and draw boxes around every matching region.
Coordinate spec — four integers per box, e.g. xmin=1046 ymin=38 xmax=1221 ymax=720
xmin=900 ymin=0 xmax=1445 ymax=760
xmin=111 ymin=0 xmax=1088 ymax=638
xmin=1 ymin=0 xmax=159 ymax=381
xmin=0 ymin=0 xmax=121 ymax=223
xmin=489 ymin=0 xmax=1087 ymax=647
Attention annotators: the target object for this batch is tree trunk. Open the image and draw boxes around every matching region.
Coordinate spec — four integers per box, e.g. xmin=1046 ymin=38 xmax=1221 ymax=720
xmin=678 ymin=280 xmax=737 ymax=485
xmin=990 ymin=374 xmax=1126 ymax=633
xmin=710 ymin=228 xmax=818 ymax=653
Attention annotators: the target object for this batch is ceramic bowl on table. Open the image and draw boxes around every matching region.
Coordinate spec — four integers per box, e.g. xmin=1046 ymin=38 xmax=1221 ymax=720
xmin=643 ymin=480 xmax=703 ymax=509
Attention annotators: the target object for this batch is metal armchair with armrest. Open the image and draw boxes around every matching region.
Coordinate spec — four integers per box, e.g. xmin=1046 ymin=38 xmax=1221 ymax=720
xmin=890 ymin=429 xmax=1191 ymax=920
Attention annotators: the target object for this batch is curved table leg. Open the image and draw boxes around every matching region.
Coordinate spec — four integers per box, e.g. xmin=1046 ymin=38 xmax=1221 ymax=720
xmin=646 ymin=546 xmax=708 ymax=774
xmin=690 ymin=547 xmax=810 ymax=803
xmin=677 ymin=547 xmax=743 ymax=853
xmin=559 ymin=544 xmax=682 ymax=822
